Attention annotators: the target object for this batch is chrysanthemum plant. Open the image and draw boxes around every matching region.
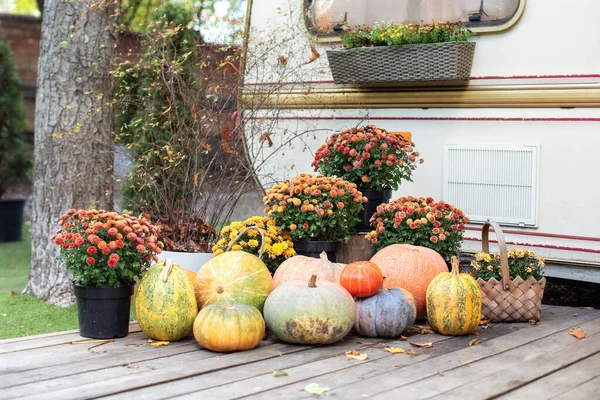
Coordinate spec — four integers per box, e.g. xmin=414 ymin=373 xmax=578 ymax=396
xmin=471 ymin=249 xmax=545 ymax=281
xmin=365 ymin=196 xmax=469 ymax=261
xmin=312 ymin=125 xmax=423 ymax=191
xmin=264 ymin=174 xmax=367 ymax=242
xmin=52 ymin=209 xmax=163 ymax=287
xmin=211 ymin=216 xmax=296 ymax=274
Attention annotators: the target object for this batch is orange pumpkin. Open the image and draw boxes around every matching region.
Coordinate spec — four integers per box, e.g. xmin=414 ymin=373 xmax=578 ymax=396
xmin=339 ymin=261 xmax=383 ymax=298
xmin=370 ymin=244 xmax=448 ymax=319
xmin=273 ymin=251 xmax=345 ymax=288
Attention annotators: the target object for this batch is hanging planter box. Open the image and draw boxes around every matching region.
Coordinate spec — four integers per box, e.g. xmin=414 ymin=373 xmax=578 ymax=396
xmin=326 ymin=41 xmax=476 ymax=84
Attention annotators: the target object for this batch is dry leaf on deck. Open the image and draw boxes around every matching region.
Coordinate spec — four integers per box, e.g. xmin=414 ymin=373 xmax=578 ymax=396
xmin=126 ymin=363 xmax=140 ymax=369
xmin=385 ymin=347 xmax=405 ymax=354
xmin=372 ymin=343 xmax=390 ymax=349
xmin=410 ymin=324 xmax=435 ymax=335
xmin=529 ymin=319 xmax=538 ymax=325
xmin=345 ymin=350 xmax=368 ymax=361
xmin=468 ymin=339 xmax=481 ymax=346
xmin=148 ymin=339 xmax=170 ymax=347
xmin=305 ymin=40 xmax=320 ymax=64
xmin=356 ymin=341 xmax=373 ymax=345
xmin=569 ymin=328 xmax=586 ymax=339
xmin=410 ymin=342 xmax=433 ymax=348
xmin=278 ymin=55 xmax=287 ymax=68
xmin=406 ymin=349 xmax=417 ymax=355
xmin=70 ymin=339 xmax=111 ymax=345
xmin=272 ymin=370 xmax=288 ymax=377
xmin=400 ymin=335 xmax=408 ymax=341
xmin=304 ymin=383 xmax=330 ymax=396
xmin=580 ymin=306 xmax=595 ymax=310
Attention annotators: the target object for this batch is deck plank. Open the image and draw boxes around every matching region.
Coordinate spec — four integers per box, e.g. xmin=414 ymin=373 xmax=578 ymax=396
xmin=270 ymin=306 xmax=599 ymax=399
xmin=552 ymin=375 xmax=600 ymax=399
xmin=495 ymin=352 xmax=600 ymax=399
xmin=373 ymin=321 xmax=600 ymax=399
xmin=97 ymin=336 xmax=394 ymax=400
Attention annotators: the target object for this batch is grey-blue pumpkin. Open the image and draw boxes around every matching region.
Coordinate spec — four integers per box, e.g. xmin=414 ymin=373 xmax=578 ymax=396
xmin=354 ymin=287 xmax=417 ymax=338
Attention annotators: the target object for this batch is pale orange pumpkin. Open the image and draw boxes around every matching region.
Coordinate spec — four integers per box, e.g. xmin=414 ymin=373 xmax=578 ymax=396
xmin=272 ymin=251 xmax=345 ymax=288
xmin=370 ymin=244 xmax=448 ymax=319
xmin=182 ymin=269 xmax=197 ymax=286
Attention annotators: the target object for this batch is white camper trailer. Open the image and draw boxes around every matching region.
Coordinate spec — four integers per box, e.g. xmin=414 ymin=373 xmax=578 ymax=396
xmin=242 ymin=0 xmax=600 ymax=283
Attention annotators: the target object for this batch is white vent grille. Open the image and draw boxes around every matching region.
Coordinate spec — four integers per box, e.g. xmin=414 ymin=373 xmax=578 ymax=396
xmin=443 ymin=143 xmax=539 ymax=226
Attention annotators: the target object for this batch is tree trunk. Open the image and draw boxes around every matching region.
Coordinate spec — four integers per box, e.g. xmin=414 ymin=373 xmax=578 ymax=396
xmin=25 ymin=0 xmax=116 ymax=306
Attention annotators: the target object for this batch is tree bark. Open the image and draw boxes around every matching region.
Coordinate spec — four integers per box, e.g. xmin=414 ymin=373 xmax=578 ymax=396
xmin=25 ymin=0 xmax=116 ymax=306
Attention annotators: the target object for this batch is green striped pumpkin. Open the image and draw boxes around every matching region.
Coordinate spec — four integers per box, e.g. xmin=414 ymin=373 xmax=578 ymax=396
xmin=426 ymin=256 xmax=481 ymax=336
xmin=135 ymin=259 xmax=198 ymax=341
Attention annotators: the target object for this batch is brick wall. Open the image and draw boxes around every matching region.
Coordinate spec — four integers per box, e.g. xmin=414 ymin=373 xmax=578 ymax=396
xmin=0 ymin=13 xmax=41 ymax=130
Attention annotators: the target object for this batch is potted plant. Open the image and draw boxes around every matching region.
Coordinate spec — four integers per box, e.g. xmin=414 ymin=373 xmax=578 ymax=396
xmin=312 ymin=125 xmax=423 ymax=232
xmin=0 ymin=38 xmax=32 ymax=242
xmin=263 ymin=173 xmax=367 ymax=261
xmin=327 ymin=21 xmax=476 ymax=84
xmin=211 ymin=216 xmax=296 ymax=275
xmin=365 ymin=196 xmax=470 ymax=262
xmin=51 ymin=209 xmax=162 ymax=338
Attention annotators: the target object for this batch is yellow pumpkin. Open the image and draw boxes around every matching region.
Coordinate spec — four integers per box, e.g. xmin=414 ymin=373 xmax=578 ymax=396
xmin=193 ymin=302 xmax=265 ymax=352
xmin=194 ymin=251 xmax=273 ymax=312
xmin=426 ymin=256 xmax=482 ymax=335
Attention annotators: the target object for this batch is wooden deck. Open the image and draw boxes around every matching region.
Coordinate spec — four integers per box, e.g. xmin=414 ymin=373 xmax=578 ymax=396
xmin=1 ymin=305 xmax=600 ymax=399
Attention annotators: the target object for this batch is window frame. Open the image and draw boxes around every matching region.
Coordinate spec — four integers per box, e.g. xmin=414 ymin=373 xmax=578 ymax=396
xmin=302 ymin=0 xmax=526 ymax=41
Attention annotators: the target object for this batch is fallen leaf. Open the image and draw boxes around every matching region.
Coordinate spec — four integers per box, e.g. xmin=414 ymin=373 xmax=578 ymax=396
xmin=345 ymin=350 xmax=368 ymax=361
xmin=438 ymin=371 xmax=445 ymax=376
xmin=385 ymin=347 xmax=405 ymax=354
xmin=529 ymin=319 xmax=538 ymax=325
xmin=124 ymin=343 xmax=144 ymax=347
xmin=410 ymin=342 xmax=433 ymax=348
xmin=469 ymin=339 xmax=481 ymax=346
xmin=406 ymin=349 xmax=417 ymax=355
xmin=10 ymin=291 xmax=18 ymax=296
xmin=580 ymin=306 xmax=595 ymax=310
xmin=356 ymin=341 xmax=373 ymax=345
xmin=200 ymin=142 xmax=212 ymax=151
xmin=70 ymin=339 xmax=111 ymax=345
xmin=305 ymin=87 xmax=312 ymax=95
xmin=272 ymin=370 xmax=289 ymax=377
xmin=126 ymin=363 xmax=139 ymax=369
xmin=304 ymin=383 xmax=330 ymax=396
xmin=410 ymin=324 xmax=435 ymax=335
xmin=400 ymin=335 xmax=408 ymax=341
xmin=569 ymin=328 xmax=586 ymax=339
xmin=150 ymin=340 xmax=170 ymax=347
xmin=278 ymin=55 xmax=287 ymax=68
xmin=372 ymin=343 xmax=390 ymax=349
xmin=305 ymin=40 xmax=320 ymax=64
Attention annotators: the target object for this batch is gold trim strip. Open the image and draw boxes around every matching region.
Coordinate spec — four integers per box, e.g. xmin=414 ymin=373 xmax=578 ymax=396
xmin=242 ymin=84 xmax=600 ymax=109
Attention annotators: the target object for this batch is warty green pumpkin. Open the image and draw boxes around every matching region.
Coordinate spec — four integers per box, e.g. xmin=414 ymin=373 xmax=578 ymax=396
xmin=135 ymin=259 xmax=198 ymax=341
xmin=193 ymin=302 xmax=265 ymax=352
xmin=426 ymin=256 xmax=482 ymax=335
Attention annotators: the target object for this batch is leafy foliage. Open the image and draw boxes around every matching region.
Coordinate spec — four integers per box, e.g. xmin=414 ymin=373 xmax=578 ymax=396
xmin=365 ymin=196 xmax=469 ymax=261
xmin=0 ymin=39 xmax=31 ymax=198
xmin=341 ymin=21 xmax=475 ymax=49
xmin=312 ymin=125 xmax=423 ymax=191
xmin=471 ymin=249 xmax=545 ymax=281
xmin=263 ymin=174 xmax=367 ymax=242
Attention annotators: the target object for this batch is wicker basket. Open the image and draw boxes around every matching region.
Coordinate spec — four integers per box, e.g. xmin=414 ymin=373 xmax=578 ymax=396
xmin=477 ymin=221 xmax=546 ymax=323
xmin=326 ymin=41 xmax=475 ymax=84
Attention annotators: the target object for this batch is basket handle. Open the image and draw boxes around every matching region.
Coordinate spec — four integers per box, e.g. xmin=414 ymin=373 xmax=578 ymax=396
xmin=226 ymin=225 xmax=265 ymax=259
xmin=482 ymin=221 xmax=511 ymax=291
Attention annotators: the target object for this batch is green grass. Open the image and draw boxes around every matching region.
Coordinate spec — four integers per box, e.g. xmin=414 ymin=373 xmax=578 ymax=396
xmin=0 ymin=223 xmax=79 ymax=339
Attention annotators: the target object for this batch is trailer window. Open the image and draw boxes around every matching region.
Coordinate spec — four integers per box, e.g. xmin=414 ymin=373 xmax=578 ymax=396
xmin=305 ymin=0 xmax=524 ymax=36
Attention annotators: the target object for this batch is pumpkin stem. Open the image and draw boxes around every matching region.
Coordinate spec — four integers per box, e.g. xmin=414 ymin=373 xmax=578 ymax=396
xmin=381 ymin=275 xmax=387 ymax=290
xmin=308 ymin=274 xmax=318 ymax=288
xmin=163 ymin=259 xmax=174 ymax=282
xmin=450 ymin=256 xmax=460 ymax=276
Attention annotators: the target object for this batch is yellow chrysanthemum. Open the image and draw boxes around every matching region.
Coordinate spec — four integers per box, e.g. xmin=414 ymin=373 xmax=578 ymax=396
xmin=231 ymin=244 xmax=242 ymax=251
xmin=248 ymin=239 xmax=259 ymax=248
xmin=213 ymin=249 xmax=224 ymax=256
xmin=271 ymin=242 xmax=286 ymax=256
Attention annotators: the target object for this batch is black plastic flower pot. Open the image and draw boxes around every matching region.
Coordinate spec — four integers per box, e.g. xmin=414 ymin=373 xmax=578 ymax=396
xmin=74 ymin=283 xmax=133 ymax=339
xmin=356 ymin=189 xmax=393 ymax=233
xmin=0 ymin=198 xmax=26 ymax=243
xmin=292 ymin=240 xmax=339 ymax=262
